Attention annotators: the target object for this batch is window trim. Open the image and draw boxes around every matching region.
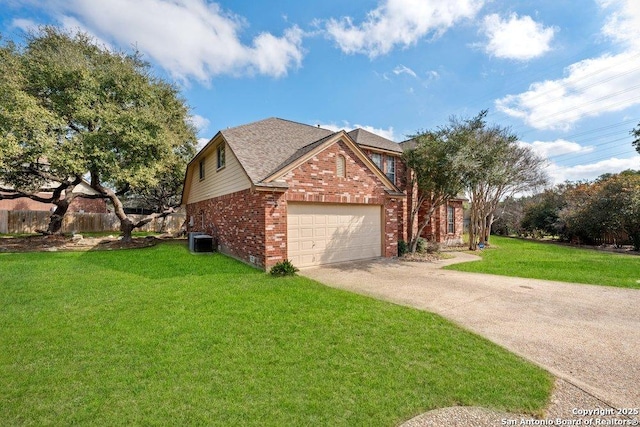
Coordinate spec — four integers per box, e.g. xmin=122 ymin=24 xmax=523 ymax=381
xmin=216 ymin=144 xmax=226 ymax=170
xmin=385 ymin=156 xmax=396 ymax=183
xmin=199 ymin=158 xmax=205 ymax=180
xmin=370 ymin=152 xmax=382 ymax=170
xmin=447 ymin=205 xmax=455 ymax=234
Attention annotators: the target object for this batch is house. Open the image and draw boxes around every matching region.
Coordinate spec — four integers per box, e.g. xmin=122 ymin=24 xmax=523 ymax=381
xmin=181 ymin=117 xmax=463 ymax=269
xmin=0 ymin=180 xmax=108 ymax=213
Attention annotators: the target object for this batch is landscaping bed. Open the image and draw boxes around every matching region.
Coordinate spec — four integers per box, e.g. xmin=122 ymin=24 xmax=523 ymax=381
xmin=0 ymin=234 xmax=162 ymax=252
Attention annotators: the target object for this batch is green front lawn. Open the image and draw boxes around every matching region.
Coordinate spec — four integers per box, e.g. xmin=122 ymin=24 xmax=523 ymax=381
xmin=1 ymin=242 xmax=552 ymax=425
xmin=447 ymin=236 xmax=640 ymax=289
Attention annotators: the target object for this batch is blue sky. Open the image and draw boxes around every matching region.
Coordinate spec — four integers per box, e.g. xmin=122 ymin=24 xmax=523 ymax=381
xmin=2 ymin=0 xmax=639 ymax=184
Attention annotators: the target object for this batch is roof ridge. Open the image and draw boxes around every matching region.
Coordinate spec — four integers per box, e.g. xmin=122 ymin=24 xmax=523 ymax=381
xmin=273 ymin=117 xmax=336 ymax=132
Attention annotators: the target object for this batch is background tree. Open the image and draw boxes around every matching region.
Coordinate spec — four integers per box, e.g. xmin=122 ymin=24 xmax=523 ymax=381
xmin=0 ymin=34 xmax=90 ymax=234
xmin=491 ymin=196 xmax=527 ymax=237
xmin=458 ymin=111 xmax=548 ymax=250
xmin=402 ymin=129 xmax=465 ymax=253
xmin=631 ymin=122 xmax=640 ymax=154
xmin=520 ymin=189 xmax=565 ymax=238
xmin=1 ymin=27 xmax=197 ymax=240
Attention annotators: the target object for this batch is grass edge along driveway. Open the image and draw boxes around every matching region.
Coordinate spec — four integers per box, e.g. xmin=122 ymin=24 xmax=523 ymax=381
xmin=445 ymin=236 xmax=640 ymax=289
xmin=1 ymin=242 xmax=552 ymax=426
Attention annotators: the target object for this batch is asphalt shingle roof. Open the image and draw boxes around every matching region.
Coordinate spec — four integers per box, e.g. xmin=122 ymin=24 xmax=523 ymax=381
xmin=220 ymin=118 xmax=334 ymax=183
xmin=347 ymin=128 xmax=403 ymax=153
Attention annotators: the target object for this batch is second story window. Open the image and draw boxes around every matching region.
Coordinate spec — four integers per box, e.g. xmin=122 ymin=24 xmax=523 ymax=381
xmin=370 ymin=152 xmax=382 ymax=169
xmin=217 ymin=144 xmax=226 ymax=169
xmin=199 ymin=158 xmax=205 ymax=180
xmin=385 ymin=156 xmax=395 ymax=183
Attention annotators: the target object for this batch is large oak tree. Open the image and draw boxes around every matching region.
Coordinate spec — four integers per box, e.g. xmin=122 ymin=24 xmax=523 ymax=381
xmin=0 ymin=28 xmax=197 ymax=240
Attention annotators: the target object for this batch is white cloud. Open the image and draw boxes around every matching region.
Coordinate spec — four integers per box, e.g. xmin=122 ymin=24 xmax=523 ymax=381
xmin=546 ymin=155 xmax=640 ymax=184
xmin=34 ymin=0 xmax=304 ymax=82
xmin=356 ymin=124 xmax=397 ymax=141
xmin=496 ymin=50 xmax=640 ymax=130
xmin=519 ymin=139 xmax=594 ymax=158
xmin=426 ymin=70 xmax=440 ymax=80
xmin=197 ymin=137 xmax=210 ymax=150
xmin=317 ymin=121 xmax=398 ymax=141
xmin=187 ymin=114 xmax=210 ymax=134
xmin=598 ymin=0 xmax=640 ymax=49
xmin=325 ymin=0 xmax=485 ymax=57
xmin=481 ymin=13 xmax=556 ymax=60
xmin=496 ymin=2 xmax=640 ymax=130
xmin=393 ymin=65 xmax=417 ymax=78
xmin=10 ymin=18 xmax=38 ymax=32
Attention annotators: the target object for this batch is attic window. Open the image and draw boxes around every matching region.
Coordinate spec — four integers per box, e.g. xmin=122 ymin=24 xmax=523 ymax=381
xmin=336 ymin=155 xmax=346 ymax=177
xmin=217 ymin=144 xmax=226 ymax=170
xmin=199 ymin=158 xmax=205 ymax=180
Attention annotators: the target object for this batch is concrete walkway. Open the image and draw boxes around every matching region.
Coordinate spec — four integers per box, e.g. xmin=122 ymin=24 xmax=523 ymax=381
xmin=300 ymin=253 xmax=640 ymax=409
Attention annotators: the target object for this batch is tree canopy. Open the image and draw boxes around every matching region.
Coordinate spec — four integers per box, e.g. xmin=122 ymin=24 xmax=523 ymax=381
xmin=494 ymin=171 xmax=640 ymax=251
xmin=0 ymin=27 xmax=197 ymax=239
xmin=402 ymin=128 xmax=465 ymax=252
xmin=403 ymin=111 xmax=547 ymax=251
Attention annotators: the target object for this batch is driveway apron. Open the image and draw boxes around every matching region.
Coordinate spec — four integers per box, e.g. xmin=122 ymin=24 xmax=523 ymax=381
xmin=300 ymin=253 xmax=640 ymax=409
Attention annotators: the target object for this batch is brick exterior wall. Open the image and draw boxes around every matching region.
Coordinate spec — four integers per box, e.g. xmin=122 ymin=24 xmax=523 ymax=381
xmin=418 ymin=200 xmax=464 ymax=245
xmin=186 ymin=188 xmax=271 ymax=268
xmin=281 ymin=140 xmax=400 ymax=259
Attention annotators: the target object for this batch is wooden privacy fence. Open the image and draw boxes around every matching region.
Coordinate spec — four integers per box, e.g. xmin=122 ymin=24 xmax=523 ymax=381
xmin=0 ymin=210 xmax=186 ymax=234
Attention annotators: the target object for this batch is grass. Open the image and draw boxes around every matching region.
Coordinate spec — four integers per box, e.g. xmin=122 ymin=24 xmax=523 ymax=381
xmin=0 ymin=242 xmax=552 ymax=426
xmin=446 ymin=236 xmax=640 ymax=289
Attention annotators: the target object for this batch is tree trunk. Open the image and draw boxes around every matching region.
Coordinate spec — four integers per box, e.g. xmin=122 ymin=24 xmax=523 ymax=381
xmin=120 ymin=218 xmax=135 ymax=242
xmin=46 ymin=194 xmax=74 ymax=234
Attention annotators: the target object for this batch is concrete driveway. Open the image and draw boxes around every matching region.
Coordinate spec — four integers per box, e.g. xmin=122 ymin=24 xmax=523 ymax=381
xmin=300 ymin=253 xmax=640 ymax=409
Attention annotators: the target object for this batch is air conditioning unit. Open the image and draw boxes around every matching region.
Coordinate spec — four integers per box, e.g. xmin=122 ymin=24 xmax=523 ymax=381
xmin=193 ymin=235 xmax=214 ymax=253
xmin=188 ymin=232 xmax=205 ymax=252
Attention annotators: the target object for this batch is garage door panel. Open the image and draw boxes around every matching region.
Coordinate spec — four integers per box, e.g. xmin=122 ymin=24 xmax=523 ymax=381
xmin=287 ymin=203 xmax=382 ymax=268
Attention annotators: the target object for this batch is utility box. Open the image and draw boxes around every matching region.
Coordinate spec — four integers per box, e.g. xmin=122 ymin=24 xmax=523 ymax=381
xmin=188 ymin=232 xmax=205 ymax=252
xmin=193 ymin=234 xmax=214 ymax=253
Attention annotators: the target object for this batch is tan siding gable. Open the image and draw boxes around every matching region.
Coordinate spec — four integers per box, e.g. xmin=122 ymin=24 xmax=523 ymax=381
xmin=186 ymin=142 xmax=251 ymax=204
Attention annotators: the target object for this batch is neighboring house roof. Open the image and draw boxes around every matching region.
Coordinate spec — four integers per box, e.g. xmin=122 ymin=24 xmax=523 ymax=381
xmin=0 ymin=178 xmax=100 ymax=196
xmin=220 ymin=117 xmax=334 ymax=183
xmin=399 ymin=138 xmax=417 ymax=151
xmin=347 ymin=128 xmax=403 ymax=154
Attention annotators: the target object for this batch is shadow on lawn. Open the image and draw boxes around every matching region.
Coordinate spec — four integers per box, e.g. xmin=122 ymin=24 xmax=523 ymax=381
xmin=79 ymin=241 xmax=260 ymax=280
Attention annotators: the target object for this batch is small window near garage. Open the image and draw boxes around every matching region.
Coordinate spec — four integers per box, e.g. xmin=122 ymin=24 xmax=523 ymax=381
xmin=447 ymin=206 xmax=455 ymax=234
xmin=370 ymin=152 xmax=382 ymax=170
xmin=217 ymin=144 xmax=226 ymax=170
xmin=199 ymin=158 xmax=205 ymax=180
xmin=385 ymin=156 xmax=396 ymax=183
xmin=336 ymin=155 xmax=346 ymax=177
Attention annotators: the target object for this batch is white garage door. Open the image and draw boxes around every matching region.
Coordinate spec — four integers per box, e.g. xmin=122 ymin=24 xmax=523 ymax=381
xmin=287 ymin=203 xmax=382 ymax=268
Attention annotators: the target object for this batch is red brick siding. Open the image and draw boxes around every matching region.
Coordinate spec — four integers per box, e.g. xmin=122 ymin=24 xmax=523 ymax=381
xmin=186 ymin=188 xmax=269 ymax=268
xmin=282 ymin=140 xmax=400 ymax=258
xmin=418 ymin=200 xmax=464 ymax=245
xmin=264 ymin=192 xmax=288 ymax=267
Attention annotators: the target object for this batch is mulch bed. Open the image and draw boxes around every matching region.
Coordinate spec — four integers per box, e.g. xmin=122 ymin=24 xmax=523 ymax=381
xmin=0 ymin=234 xmax=161 ymax=253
